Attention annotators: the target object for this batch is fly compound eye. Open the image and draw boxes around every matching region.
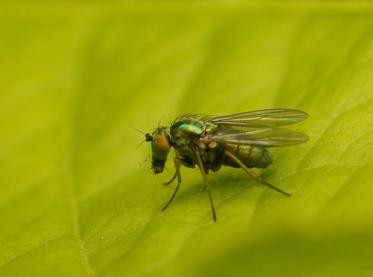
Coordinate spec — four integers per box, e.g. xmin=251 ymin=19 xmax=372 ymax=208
xmin=145 ymin=133 xmax=153 ymax=142
xmin=153 ymin=134 xmax=170 ymax=153
xmin=149 ymin=133 xmax=170 ymax=175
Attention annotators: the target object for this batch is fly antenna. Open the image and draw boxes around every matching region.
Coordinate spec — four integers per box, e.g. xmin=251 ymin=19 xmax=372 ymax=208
xmin=135 ymin=140 xmax=146 ymax=150
xmin=157 ymin=114 xmax=166 ymax=128
xmin=131 ymin=126 xmax=146 ymax=135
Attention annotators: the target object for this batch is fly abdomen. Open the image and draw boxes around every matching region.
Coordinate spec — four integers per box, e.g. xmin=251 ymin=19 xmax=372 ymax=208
xmin=224 ymin=143 xmax=272 ymax=168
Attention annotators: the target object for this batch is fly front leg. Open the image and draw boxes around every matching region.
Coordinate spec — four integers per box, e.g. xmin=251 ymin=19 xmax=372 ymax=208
xmin=164 ymin=152 xmax=183 ymax=185
xmin=164 ymin=172 xmax=177 ymax=186
xmin=194 ymin=150 xmax=217 ymax=222
xmin=161 ymin=156 xmax=182 ymax=211
xmin=224 ymin=150 xmax=291 ymax=196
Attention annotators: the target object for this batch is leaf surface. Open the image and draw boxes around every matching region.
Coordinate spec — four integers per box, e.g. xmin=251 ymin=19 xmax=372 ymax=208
xmin=1 ymin=2 xmax=373 ymax=277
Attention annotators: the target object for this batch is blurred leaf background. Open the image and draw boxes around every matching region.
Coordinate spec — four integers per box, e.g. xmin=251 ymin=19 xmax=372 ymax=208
xmin=1 ymin=1 xmax=373 ymax=277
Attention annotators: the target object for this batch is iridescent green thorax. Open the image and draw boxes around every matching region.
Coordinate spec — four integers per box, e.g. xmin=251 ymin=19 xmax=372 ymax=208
xmin=171 ymin=118 xmax=205 ymax=137
xmin=170 ymin=117 xmax=207 ymax=147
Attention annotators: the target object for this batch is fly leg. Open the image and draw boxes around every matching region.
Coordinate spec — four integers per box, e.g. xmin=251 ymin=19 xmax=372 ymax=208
xmin=194 ymin=150 xmax=217 ymax=222
xmin=161 ymin=156 xmax=182 ymax=211
xmin=224 ymin=150 xmax=291 ymax=196
xmin=164 ymin=172 xmax=177 ymax=185
xmin=164 ymin=152 xmax=181 ymax=185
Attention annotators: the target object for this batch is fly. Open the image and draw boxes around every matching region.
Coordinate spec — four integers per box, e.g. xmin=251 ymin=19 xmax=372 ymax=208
xmin=144 ymin=109 xmax=309 ymax=221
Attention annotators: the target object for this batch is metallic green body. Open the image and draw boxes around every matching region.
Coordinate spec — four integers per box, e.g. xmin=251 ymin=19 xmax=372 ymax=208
xmin=169 ymin=118 xmax=272 ymax=171
xmin=145 ymin=109 xmax=309 ymax=221
xmin=224 ymin=143 xmax=272 ymax=168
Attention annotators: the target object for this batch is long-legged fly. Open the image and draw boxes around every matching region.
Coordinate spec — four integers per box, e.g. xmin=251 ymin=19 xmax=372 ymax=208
xmin=144 ymin=109 xmax=309 ymax=221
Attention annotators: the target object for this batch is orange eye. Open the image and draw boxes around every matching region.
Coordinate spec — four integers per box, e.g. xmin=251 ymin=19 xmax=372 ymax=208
xmin=153 ymin=134 xmax=170 ymax=152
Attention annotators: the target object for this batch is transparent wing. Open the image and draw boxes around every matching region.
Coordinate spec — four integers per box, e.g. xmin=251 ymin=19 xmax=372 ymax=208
xmin=209 ymin=127 xmax=309 ymax=147
xmin=206 ymin=109 xmax=308 ymax=128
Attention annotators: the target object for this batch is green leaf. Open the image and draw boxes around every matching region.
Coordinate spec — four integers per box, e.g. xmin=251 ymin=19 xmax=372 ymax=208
xmin=1 ymin=2 xmax=373 ymax=277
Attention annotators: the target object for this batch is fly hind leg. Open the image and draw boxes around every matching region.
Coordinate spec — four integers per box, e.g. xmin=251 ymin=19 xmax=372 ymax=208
xmin=224 ymin=150 xmax=291 ymax=196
